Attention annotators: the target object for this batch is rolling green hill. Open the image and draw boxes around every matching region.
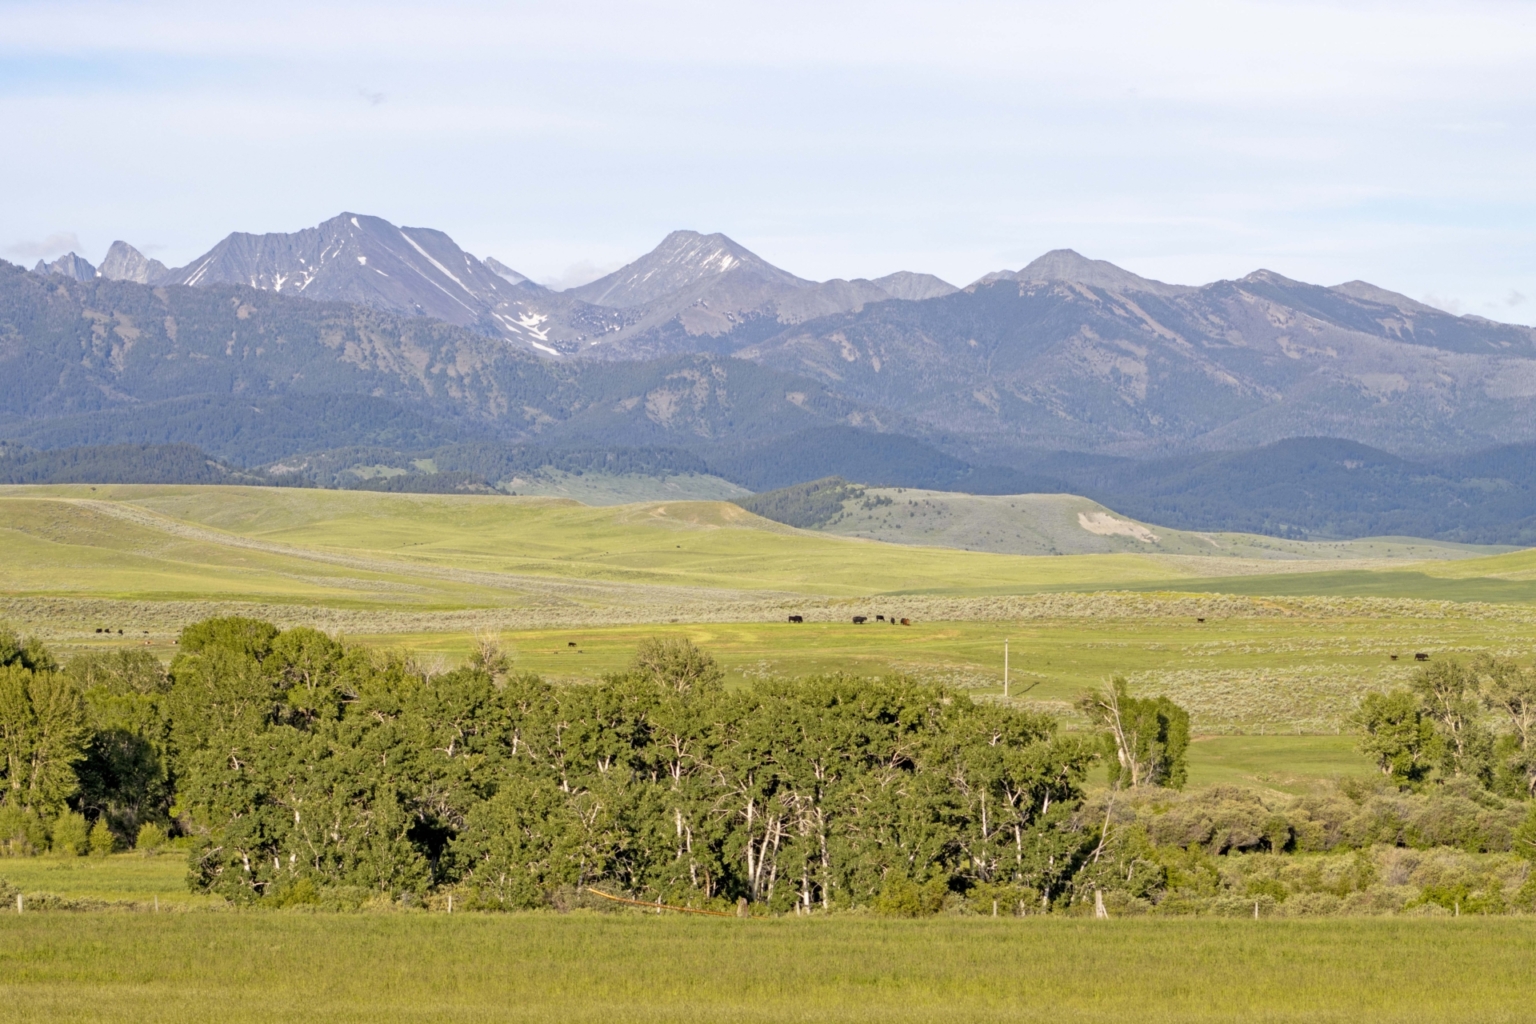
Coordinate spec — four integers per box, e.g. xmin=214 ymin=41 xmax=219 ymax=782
xmin=3 ymin=485 xmax=1532 ymax=644
xmin=739 ymin=478 xmax=1507 ymax=561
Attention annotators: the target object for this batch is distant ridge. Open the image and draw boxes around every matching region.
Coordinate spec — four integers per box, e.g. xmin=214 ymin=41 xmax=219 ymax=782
xmin=972 ymin=248 xmax=1189 ymax=296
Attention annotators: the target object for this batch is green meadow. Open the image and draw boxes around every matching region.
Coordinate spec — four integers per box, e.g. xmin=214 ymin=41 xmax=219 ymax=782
xmin=6 ymin=483 xmax=1536 ymax=791
xmin=7 ymin=485 xmax=1536 ymax=617
xmin=4 ymin=484 xmax=1536 ymax=1019
xmin=1 ymin=912 xmax=1533 ymax=1023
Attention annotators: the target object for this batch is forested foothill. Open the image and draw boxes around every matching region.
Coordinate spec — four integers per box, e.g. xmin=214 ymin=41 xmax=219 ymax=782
xmin=3 ymin=619 xmax=1533 ymax=916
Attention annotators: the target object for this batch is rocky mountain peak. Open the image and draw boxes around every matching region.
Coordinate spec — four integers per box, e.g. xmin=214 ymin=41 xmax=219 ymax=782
xmin=98 ymin=241 xmax=170 ymax=284
xmin=568 ymin=230 xmax=809 ymax=309
xmin=31 ymin=252 xmax=96 ymax=281
xmin=871 ymin=271 xmax=958 ymax=301
xmin=1012 ymin=249 xmax=1187 ymax=296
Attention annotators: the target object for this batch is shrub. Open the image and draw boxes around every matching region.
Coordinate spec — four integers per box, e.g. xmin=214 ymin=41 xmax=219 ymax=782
xmin=0 ymin=805 xmax=45 ymax=857
xmin=874 ymin=876 xmax=948 ymax=917
xmin=89 ymin=818 xmax=115 ymax=857
xmin=134 ymin=822 xmax=168 ymax=854
xmin=51 ymin=811 xmax=88 ymax=856
xmin=270 ymin=877 xmax=321 ymax=908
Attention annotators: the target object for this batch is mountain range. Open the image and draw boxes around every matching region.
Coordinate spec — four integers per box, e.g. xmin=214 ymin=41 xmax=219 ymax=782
xmin=15 ymin=211 xmax=1536 ymax=542
xmin=32 ymin=211 xmax=1536 ymax=459
xmin=37 ymin=215 xmax=956 ymax=360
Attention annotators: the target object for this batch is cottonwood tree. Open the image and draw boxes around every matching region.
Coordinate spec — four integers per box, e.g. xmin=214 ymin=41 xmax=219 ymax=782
xmin=0 ymin=660 xmax=88 ymax=826
xmin=1077 ymin=677 xmax=1188 ymax=790
xmin=1475 ymin=656 xmax=1536 ymax=798
xmin=1411 ymin=660 xmax=1494 ymax=786
xmin=1353 ymin=690 xmax=1440 ymax=785
xmin=68 ymin=649 xmax=174 ymax=844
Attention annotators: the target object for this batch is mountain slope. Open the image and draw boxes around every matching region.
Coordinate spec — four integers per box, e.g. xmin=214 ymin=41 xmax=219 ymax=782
xmin=1015 ymin=437 xmax=1536 ymax=545
xmin=0 ymin=441 xmax=272 ymax=485
xmin=566 ymin=230 xmax=899 ymax=358
xmin=152 ymin=212 xmax=627 ymax=355
xmin=32 ymin=252 xmax=96 ymax=281
xmin=736 ymin=255 xmax=1536 ymax=457
xmin=98 ymin=241 xmax=170 ymax=284
xmin=0 ymin=261 xmax=871 ymax=463
xmin=66 ymin=217 xmax=963 ymax=360
xmin=872 ymin=271 xmax=958 ymax=301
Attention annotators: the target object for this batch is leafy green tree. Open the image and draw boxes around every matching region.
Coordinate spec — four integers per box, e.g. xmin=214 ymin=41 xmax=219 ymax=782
xmin=68 ymin=649 xmax=175 ymax=844
xmin=1078 ymin=677 xmax=1189 ymax=789
xmin=149 ymin=617 xmax=1112 ymax=912
xmin=1475 ymin=656 xmax=1536 ymax=798
xmin=169 ymin=620 xmax=436 ymax=901
xmin=628 ymin=637 xmax=725 ymax=693
xmin=0 ymin=661 xmax=88 ymax=821
xmin=1352 ymin=690 xmax=1439 ymax=785
xmin=135 ymin=821 xmax=168 ymax=853
xmin=0 ymin=627 xmax=58 ymax=673
xmin=1411 ymin=659 xmax=1495 ymax=785
xmin=1514 ymin=803 xmax=1536 ymax=863
xmin=450 ymin=775 xmax=586 ymax=908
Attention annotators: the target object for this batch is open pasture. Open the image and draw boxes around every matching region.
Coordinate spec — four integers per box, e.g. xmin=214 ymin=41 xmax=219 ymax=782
xmin=5 ymin=486 xmax=1536 ymax=618
xmin=0 ymin=853 xmax=206 ymax=908
xmin=1 ymin=912 xmax=1533 ymax=1023
xmin=7 ymin=484 xmax=1536 ymax=788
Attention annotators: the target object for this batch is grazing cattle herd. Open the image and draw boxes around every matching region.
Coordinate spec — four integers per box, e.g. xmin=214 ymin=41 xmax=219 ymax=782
xmin=783 ymin=615 xmax=914 ymax=625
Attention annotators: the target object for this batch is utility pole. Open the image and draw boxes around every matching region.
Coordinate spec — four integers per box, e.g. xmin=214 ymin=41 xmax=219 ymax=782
xmin=1004 ymin=638 xmax=1009 ymax=698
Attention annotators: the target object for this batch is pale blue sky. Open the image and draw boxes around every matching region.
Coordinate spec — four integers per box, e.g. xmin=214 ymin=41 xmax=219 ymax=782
xmin=2 ymin=0 xmax=1533 ymax=318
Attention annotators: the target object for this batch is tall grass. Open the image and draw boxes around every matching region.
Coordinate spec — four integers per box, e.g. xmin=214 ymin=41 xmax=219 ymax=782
xmin=1 ymin=913 xmax=1532 ymax=1023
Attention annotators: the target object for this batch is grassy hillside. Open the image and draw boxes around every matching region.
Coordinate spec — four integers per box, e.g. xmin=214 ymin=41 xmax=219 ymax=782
xmin=0 ymin=485 xmax=1200 ymax=607
xmin=793 ymin=485 xmax=1504 ymax=560
xmin=499 ymin=469 xmax=751 ymax=504
xmin=2 ymin=485 xmax=1532 ymax=626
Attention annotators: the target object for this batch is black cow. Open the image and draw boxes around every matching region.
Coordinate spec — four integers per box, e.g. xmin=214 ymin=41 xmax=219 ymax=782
xmin=1415 ymin=652 xmax=1430 ymax=662
xmin=788 ymin=615 xmax=804 ymax=623
xmin=876 ymin=615 xmax=885 ymax=622
xmin=852 ymin=616 xmax=868 ymax=624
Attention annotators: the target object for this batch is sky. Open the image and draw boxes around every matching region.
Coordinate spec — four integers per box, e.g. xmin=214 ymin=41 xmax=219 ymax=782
xmin=2 ymin=0 xmax=1534 ymax=318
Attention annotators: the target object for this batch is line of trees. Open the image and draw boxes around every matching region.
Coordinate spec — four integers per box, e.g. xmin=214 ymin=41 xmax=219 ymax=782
xmin=1 ymin=618 xmax=1105 ymax=912
xmin=1352 ymin=657 xmax=1536 ymax=796
xmin=5 ymin=620 xmax=1534 ymax=915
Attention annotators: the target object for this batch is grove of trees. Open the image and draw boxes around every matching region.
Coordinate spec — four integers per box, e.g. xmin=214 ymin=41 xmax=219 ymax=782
xmin=0 ymin=618 xmax=1104 ymax=912
xmin=3 ymin=619 xmax=1534 ymax=915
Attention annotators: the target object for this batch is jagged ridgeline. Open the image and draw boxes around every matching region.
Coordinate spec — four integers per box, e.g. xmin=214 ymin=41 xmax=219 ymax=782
xmin=0 ymin=260 xmax=862 ymax=466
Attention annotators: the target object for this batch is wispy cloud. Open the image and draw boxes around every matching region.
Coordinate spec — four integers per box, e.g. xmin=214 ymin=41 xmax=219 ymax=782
xmin=0 ymin=1 xmax=1532 ymax=312
xmin=5 ymin=231 xmax=82 ymax=260
xmin=541 ymin=260 xmax=623 ymax=291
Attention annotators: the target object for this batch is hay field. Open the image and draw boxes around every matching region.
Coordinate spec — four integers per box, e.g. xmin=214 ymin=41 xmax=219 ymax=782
xmin=1 ymin=911 xmax=1533 ymax=1024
